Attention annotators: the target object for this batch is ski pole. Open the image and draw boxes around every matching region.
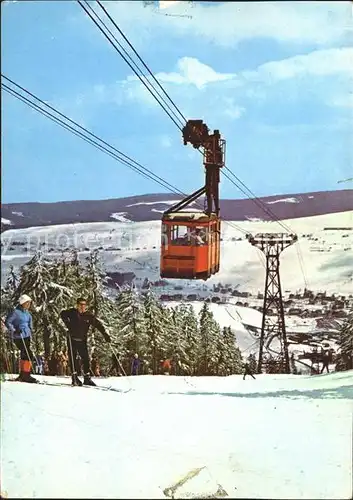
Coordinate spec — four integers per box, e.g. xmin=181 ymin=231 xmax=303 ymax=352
xmin=110 ymin=345 xmax=127 ymax=376
xmin=109 ymin=344 xmax=132 ymax=390
xmin=67 ymin=334 xmax=78 ymax=378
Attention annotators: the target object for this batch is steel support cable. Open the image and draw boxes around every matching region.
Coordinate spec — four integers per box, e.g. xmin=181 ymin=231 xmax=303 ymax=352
xmin=91 ymin=10 xmax=298 ymax=238
xmin=2 ymin=76 xmax=185 ymax=195
xmin=2 ymin=85 xmax=180 ymax=193
xmin=78 ymin=0 xmax=185 ymax=131
xmin=193 ymin=136 xmax=288 ymax=245
xmin=223 ymin=167 xmax=310 ymax=294
xmin=84 ymin=0 xmax=305 ymax=344
xmin=76 ymin=3 xmax=258 ymax=238
xmin=5 ymin=83 xmax=264 ymax=284
xmin=4 ymin=82 xmax=240 ymax=276
xmin=223 ymin=166 xmax=293 ymax=233
xmin=85 ymin=11 xmax=297 ymax=250
xmin=79 ymin=3 xmax=251 ymax=241
xmin=222 ymin=169 xmax=309 ymax=292
xmin=78 ymin=3 xmax=275 ymax=243
xmin=296 ymin=243 xmax=309 ymax=289
xmin=224 ymin=307 xmax=261 ymax=353
xmin=2 ymin=76 xmax=248 ymax=237
xmin=96 ymin=0 xmax=188 ymax=125
xmin=223 ymin=167 xmax=310 ymax=284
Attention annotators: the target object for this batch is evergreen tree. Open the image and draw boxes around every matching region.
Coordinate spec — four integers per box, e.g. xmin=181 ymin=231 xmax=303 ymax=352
xmin=169 ymin=304 xmax=198 ymax=375
xmin=198 ymin=302 xmax=219 ymax=375
xmin=1 ymin=265 xmax=19 ymax=318
xmin=82 ymin=250 xmax=120 ymax=369
xmin=215 ymin=327 xmax=227 ymax=375
xmin=116 ymin=285 xmax=146 ymax=372
xmin=183 ymin=304 xmax=201 ymax=375
xmin=1 ymin=249 xmax=242 ymax=378
xmin=85 ymin=250 xmax=108 ymax=351
xmin=14 ymin=252 xmax=73 ymax=356
xmin=143 ymin=288 xmax=167 ymax=374
xmin=54 ymin=250 xmax=90 ymax=301
xmin=335 ymin=313 xmax=353 ymax=371
xmin=0 ymin=267 xmax=18 ymax=373
xmin=221 ymin=326 xmax=243 ymax=375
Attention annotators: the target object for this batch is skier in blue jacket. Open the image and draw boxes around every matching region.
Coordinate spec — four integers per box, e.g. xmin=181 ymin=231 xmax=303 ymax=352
xmin=5 ymin=294 xmax=38 ymax=383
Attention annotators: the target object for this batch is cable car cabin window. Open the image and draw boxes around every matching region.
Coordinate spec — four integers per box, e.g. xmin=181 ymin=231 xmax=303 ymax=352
xmin=170 ymin=225 xmax=208 ymax=246
xmin=161 ymin=224 xmax=169 ymax=246
xmin=191 ymin=226 xmax=208 ymax=245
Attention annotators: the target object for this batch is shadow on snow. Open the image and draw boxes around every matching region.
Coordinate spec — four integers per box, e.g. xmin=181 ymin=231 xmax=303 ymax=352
xmin=164 ymin=385 xmax=353 ymax=400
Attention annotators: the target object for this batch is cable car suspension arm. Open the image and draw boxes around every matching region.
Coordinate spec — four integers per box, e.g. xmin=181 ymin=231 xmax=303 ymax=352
xmin=166 ymin=120 xmax=225 ymax=216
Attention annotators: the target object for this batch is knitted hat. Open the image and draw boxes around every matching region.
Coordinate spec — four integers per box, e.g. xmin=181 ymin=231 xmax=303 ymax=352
xmin=19 ymin=294 xmax=32 ymax=305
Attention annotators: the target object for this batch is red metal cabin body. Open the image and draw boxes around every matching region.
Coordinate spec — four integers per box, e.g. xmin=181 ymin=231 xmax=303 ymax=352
xmin=161 ymin=212 xmax=220 ymax=280
xmin=160 ymin=119 xmax=225 ymax=281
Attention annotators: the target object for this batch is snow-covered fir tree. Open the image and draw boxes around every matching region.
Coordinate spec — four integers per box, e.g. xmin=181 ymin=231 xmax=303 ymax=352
xmin=220 ymin=326 xmax=243 ymax=375
xmin=1 ymin=249 xmax=251 ymax=378
xmin=335 ymin=313 xmax=353 ymax=371
xmin=143 ymin=288 xmax=168 ymax=374
xmin=214 ymin=327 xmax=228 ymax=375
xmin=181 ymin=304 xmax=201 ymax=375
xmin=116 ymin=285 xmax=146 ymax=372
xmin=0 ymin=266 xmax=18 ymax=373
xmin=14 ymin=252 xmax=74 ymax=356
xmin=168 ymin=304 xmax=198 ymax=375
xmin=83 ymin=250 xmax=120 ymax=367
xmin=198 ymin=302 xmax=220 ymax=375
xmin=1 ymin=265 xmax=19 ymax=317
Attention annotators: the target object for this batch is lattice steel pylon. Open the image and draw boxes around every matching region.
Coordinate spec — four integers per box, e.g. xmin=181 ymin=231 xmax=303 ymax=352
xmin=247 ymin=232 xmax=298 ymax=374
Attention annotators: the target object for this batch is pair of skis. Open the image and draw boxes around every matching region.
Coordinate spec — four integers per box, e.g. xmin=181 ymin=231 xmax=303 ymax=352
xmin=6 ymin=378 xmax=131 ymax=393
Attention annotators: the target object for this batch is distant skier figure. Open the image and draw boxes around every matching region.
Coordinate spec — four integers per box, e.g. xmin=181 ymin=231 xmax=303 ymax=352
xmin=5 ymin=294 xmax=38 ymax=383
xmin=162 ymin=358 xmax=171 ymax=375
xmin=320 ymin=351 xmax=330 ymax=374
xmin=34 ymin=354 xmax=44 ymax=375
xmin=243 ymin=362 xmax=256 ymax=380
xmin=60 ymin=298 xmax=111 ymax=386
xmin=131 ymin=353 xmax=141 ymax=375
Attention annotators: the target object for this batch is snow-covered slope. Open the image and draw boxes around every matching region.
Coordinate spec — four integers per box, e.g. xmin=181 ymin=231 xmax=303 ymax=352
xmin=2 ymin=211 xmax=352 ymax=294
xmin=1 ymin=371 xmax=352 ymax=499
xmin=167 ymin=301 xmax=262 ymax=354
xmin=2 ymin=189 xmax=352 ymax=230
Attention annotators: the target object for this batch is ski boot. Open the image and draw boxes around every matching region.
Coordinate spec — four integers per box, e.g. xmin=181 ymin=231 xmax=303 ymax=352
xmin=15 ymin=372 xmax=38 ymax=383
xmin=83 ymin=373 xmax=96 ymax=386
xmin=71 ymin=373 xmax=83 ymax=386
xmin=25 ymin=373 xmax=39 ymax=383
xmin=16 ymin=360 xmax=38 ymax=383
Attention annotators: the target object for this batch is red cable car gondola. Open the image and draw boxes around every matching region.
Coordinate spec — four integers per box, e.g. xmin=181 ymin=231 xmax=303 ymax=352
xmin=160 ymin=120 xmax=225 ymax=280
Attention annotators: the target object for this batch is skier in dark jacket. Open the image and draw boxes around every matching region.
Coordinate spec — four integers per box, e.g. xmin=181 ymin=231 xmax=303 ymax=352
xmin=5 ymin=294 xmax=38 ymax=383
xmin=131 ymin=353 xmax=140 ymax=375
xmin=60 ymin=297 xmax=111 ymax=386
xmin=243 ymin=362 xmax=256 ymax=380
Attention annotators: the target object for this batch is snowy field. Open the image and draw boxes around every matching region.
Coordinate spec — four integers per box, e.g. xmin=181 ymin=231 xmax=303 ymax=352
xmin=2 ymin=211 xmax=352 ymax=294
xmin=1 ymin=371 xmax=353 ymax=499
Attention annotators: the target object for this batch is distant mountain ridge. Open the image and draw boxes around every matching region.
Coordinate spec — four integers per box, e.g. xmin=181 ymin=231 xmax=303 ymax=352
xmin=1 ymin=189 xmax=352 ymax=232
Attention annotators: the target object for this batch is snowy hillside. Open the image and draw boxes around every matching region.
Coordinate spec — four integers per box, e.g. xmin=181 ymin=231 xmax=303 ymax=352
xmin=2 ymin=211 xmax=352 ymax=295
xmin=1 ymin=189 xmax=352 ymax=230
xmin=2 ymin=371 xmax=352 ymax=499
